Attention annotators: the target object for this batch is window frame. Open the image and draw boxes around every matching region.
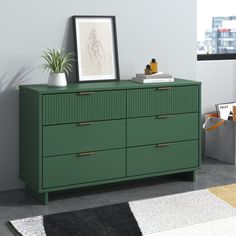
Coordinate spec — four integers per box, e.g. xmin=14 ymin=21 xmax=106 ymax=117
xmin=198 ymin=53 xmax=236 ymax=60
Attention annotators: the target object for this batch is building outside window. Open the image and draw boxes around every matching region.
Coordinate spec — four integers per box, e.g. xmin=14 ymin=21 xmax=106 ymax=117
xmin=197 ymin=0 xmax=236 ymax=60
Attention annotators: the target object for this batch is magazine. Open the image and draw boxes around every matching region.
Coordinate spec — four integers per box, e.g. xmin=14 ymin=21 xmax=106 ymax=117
xmin=215 ymin=102 xmax=236 ymax=120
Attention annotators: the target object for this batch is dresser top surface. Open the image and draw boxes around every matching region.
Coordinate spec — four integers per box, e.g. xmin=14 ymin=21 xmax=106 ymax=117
xmin=20 ymin=78 xmax=201 ymax=94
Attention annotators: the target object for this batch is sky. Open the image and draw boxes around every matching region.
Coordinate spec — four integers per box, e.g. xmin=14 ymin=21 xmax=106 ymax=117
xmin=197 ymin=0 xmax=236 ymax=41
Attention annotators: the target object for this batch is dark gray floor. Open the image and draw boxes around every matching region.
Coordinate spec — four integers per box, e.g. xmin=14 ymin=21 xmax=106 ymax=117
xmin=1 ymin=157 xmax=236 ymax=235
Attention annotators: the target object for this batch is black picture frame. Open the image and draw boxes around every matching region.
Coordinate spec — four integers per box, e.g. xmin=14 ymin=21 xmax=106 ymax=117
xmin=72 ymin=15 xmax=120 ymax=82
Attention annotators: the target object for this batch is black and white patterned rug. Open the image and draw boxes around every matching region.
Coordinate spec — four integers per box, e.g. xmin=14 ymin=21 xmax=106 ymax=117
xmin=6 ymin=187 xmax=236 ymax=236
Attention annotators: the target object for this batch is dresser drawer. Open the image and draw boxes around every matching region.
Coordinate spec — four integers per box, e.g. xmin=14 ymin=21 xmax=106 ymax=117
xmin=43 ymin=149 xmax=126 ymax=188
xmin=43 ymin=119 xmax=125 ymax=157
xmin=127 ymin=140 xmax=198 ymax=176
xmin=127 ymin=113 xmax=198 ymax=147
xmin=42 ymin=90 xmax=126 ymax=125
xmin=127 ymin=86 xmax=199 ymax=118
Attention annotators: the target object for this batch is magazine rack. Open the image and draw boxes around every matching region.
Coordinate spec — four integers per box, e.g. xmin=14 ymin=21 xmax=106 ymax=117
xmin=205 ymin=113 xmax=236 ymax=164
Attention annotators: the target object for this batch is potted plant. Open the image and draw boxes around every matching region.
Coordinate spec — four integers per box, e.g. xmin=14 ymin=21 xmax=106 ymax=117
xmin=41 ymin=48 xmax=74 ymax=87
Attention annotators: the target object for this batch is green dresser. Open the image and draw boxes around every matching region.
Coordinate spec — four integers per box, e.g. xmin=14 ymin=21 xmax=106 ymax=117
xmin=20 ymin=79 xmax=201 ymax=204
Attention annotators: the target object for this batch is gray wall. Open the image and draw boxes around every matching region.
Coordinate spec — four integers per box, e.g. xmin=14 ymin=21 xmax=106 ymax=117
xmin=0 ymin=0 xmax=196 ymax=191
xmin=197 ymin=60 xmax=236 ymax=113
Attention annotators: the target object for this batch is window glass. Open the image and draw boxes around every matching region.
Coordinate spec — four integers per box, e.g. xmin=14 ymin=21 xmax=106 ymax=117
xmin=197 ymin=0 xmax=236 ymax=60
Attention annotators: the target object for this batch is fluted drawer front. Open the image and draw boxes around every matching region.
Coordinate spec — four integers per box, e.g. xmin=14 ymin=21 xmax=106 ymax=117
xmin=127 ymin=86 xmax=199 ymax=118
xmin=43 ymin=90 xmax=126 ymax=125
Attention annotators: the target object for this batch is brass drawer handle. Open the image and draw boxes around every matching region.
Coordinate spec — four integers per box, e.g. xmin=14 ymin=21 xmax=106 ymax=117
xmin=77 ymin=91 xmax=95 ymax=95
xmin=156 ymin=115 xmax=173 ymax=119
xmin=77 ymin=152 xmax=96 ymax=157
xmin=155 ymin=143 xmax=170 ymax=148
xmin=157 ymin=87 xmax=172 ymax=91
xmin=77 ymin=121 xmax=96 ymax=126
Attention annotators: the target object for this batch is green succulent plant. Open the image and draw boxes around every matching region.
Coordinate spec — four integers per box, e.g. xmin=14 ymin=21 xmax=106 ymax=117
xmin=41 ymin=48 xmax=74 ymax=76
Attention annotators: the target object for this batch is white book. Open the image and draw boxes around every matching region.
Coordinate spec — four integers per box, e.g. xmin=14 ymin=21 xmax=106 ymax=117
xmin=136 ymin=72 xmax=173 ymax=79
xmin=132 ymin=77 xmax=175 ymax=84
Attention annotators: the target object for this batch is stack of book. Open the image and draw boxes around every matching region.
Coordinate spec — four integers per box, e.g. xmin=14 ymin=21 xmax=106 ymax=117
xmin=132 ymin=72 xmax=174 ymax=84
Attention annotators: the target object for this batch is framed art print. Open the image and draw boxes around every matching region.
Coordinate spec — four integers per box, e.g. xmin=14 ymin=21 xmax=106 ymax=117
xmin=73 ymin=15 xmax=120 ymax=82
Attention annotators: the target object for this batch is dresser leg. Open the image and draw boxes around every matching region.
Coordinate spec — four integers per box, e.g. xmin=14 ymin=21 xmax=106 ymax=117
xmin=174 ymin=170 xmax=196 ymax=182
xmin=184 ymin=170 xmax=196 ymax=182
xmin=26 ymin=186 xmax=48 ymax=205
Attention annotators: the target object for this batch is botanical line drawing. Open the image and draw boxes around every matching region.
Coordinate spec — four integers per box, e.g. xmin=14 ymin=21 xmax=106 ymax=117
xmin=76 ymin=18 xmax=116 ymax=79
xmin=88 ymin=26 xmax=106 ymax=67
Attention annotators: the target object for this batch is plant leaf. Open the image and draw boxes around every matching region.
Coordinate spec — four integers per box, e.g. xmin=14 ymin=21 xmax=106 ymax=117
xmin=41 ymin=48 xmax=74 ymax=75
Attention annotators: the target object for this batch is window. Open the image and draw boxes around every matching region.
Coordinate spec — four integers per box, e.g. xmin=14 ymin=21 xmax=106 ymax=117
xmin=197 ymin=0 xmax=236 ymax=60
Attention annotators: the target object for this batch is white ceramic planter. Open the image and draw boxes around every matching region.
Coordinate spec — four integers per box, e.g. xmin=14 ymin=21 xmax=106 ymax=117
xmin=47 ymin=73 xmax=67 ymax=87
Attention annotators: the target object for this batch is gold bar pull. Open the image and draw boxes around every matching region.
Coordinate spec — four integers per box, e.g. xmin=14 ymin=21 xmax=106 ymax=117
xmin=77 ymin=121 xmax=96 ymax=126
xmin=155 ymin=143 xmax=170 ymax=148
xmin=77 ymin=152 xmax=96 ymax=157
xmin=77 ymin=91 xmax=95 ymax=95
xmin=156 ymin=115 xmax=173 ymax=119
xmin=157 ymin=87 xmax=172 ymax=91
